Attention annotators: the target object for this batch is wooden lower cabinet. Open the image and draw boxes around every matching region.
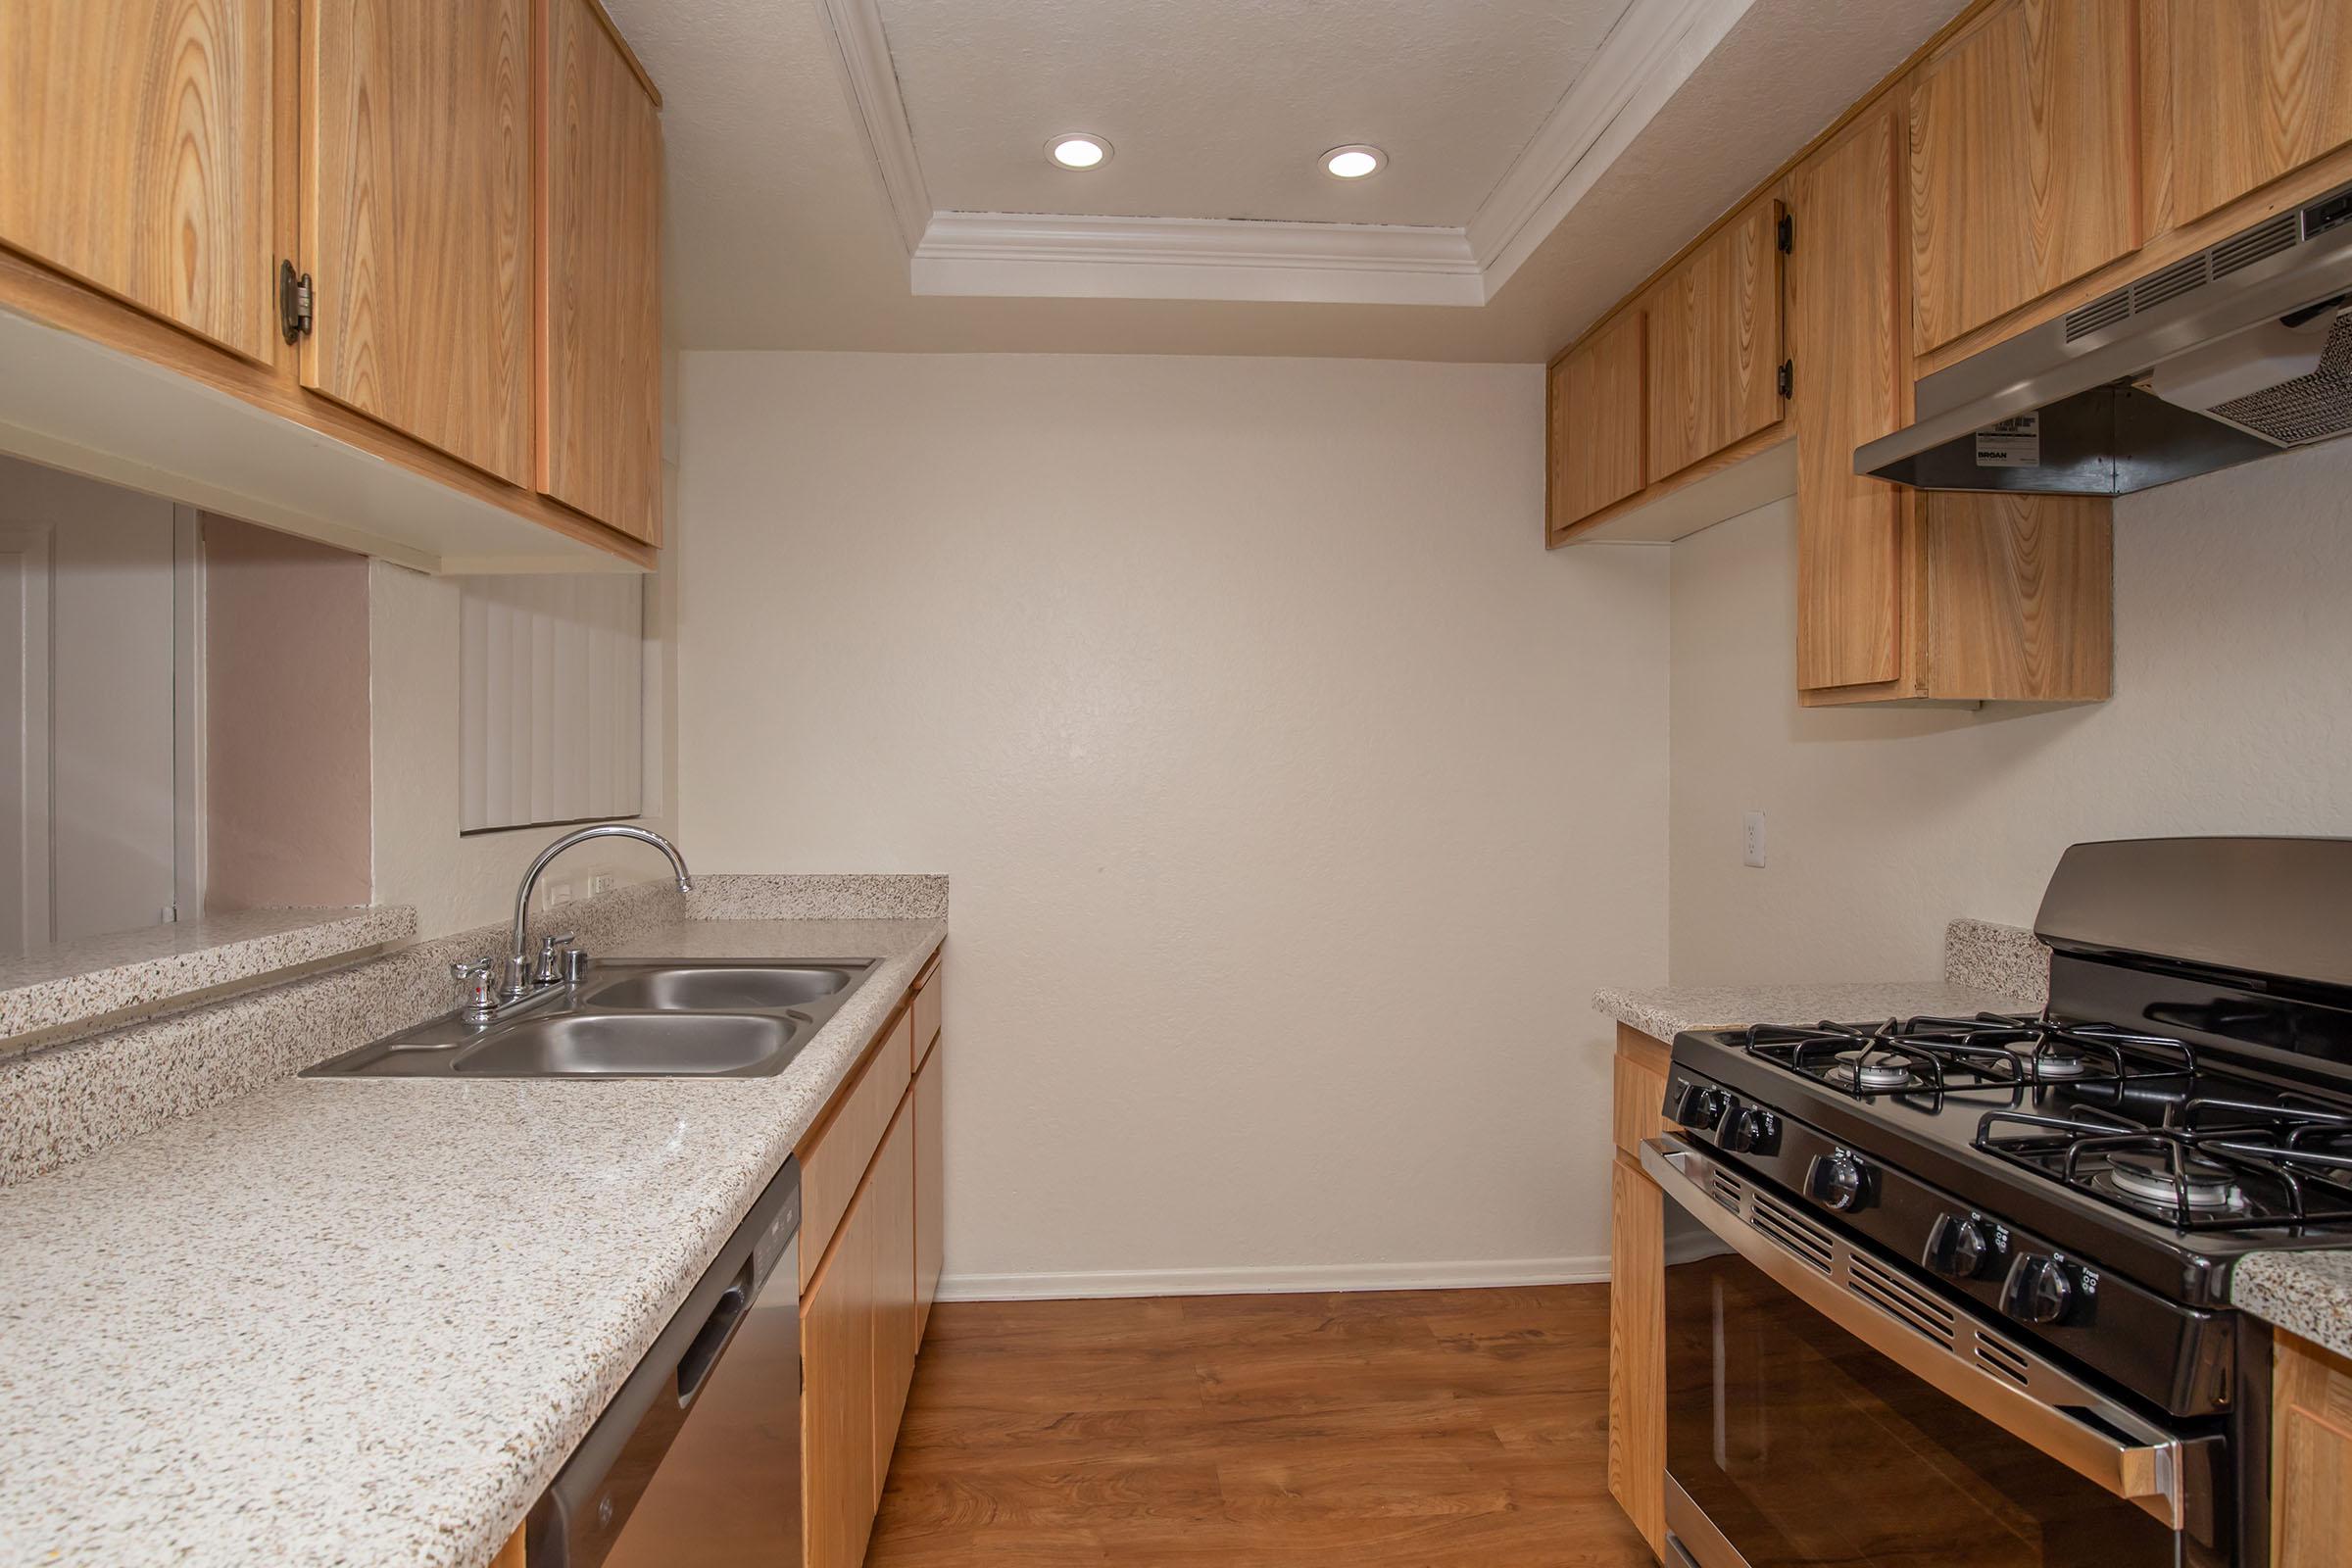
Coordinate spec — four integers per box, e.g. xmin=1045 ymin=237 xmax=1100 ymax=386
xmin=1607 ymin=1025 xmax=1675 ymax=1559
xmin=914 ymin=1036 xmax=945 ymax=1341
xmin=803 ymin=1152 xmax=882 ymax=1568
xmin=798 ymin=967 xmax=945 ymax=1568
xmin=867 ymin=1098 xmax=919 ymax=1501
xmin=2275 ymin=1328 xmax=2352 ymax=1568
xmin=1608 ymin=1152 xmax=1666 ymax=1558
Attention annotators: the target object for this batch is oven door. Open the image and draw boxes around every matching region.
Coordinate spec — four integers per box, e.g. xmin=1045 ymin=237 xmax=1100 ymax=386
xmin=1642 ymin=1137 xmax=2227 ymax=1568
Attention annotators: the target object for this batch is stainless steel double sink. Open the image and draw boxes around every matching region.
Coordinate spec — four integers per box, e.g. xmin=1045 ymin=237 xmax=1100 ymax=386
xmin=303 ymin=959 xmax=880 ymax=1079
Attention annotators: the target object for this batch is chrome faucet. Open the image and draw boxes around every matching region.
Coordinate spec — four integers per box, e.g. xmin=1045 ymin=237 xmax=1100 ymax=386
xmin=503 ymin=824 xmax=694 ymax=999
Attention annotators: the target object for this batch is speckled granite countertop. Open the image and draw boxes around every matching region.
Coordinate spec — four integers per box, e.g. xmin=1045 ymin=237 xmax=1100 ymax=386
xmin=0 ymin=905 xmax=415 ymax=1056
xmin=1593 ymin=918 xmax=2052 ymax=1043
xmin=2233 ymin=1252 xmax=2352 ymax=1359
xmin=0 ymin=914 xmax=944 ymax=1568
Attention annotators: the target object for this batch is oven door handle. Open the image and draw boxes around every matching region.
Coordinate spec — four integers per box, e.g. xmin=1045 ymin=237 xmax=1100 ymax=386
xmin=1641 ymin=1135 xmax=2204 ymax=1532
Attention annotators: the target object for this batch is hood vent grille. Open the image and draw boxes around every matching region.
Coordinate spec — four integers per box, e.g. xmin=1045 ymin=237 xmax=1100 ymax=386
xmin=2063 ymin=214 xmax=2305 ymax=344
xmin=2132 ymin=253 xmax=2211 ymax=314
xmin=2213 ymin=213 xmax=2301 ymax=278
xmin=2064 ymin=287 xmax=2132 ymax=342
xmin=2208 ymin=311 xmax=2352 ymax=444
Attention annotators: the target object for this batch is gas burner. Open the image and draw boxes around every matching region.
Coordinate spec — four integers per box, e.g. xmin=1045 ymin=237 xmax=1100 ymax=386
xmin=1741 ymin=1012 xmax=2193 ymax=1102
xmin=1976 ymin=1104 xmax=2352 ymax=1232
xmin=1828 ymin=1050 xmax=1921 ymax=1092
xmin=2100 ymin=1149 xmax=2245 ymax=1213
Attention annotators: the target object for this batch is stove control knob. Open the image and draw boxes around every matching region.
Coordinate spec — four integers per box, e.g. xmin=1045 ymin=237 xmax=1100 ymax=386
xmin=1927 ymin=1214 xmax=1993 ymax=1280
xmin=1807 ymin=1152 xmax=1870 ymax=1211
xmin=1720 ymin=1106 xmax=1781 ymax=1155
xmin=2008 ymin=1255 xmax=2077 ymax=1326
xmin=1677 ymin=1084 xmax=1729 ymax=1131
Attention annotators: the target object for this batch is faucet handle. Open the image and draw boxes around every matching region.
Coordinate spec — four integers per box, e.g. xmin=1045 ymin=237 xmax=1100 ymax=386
xmin=534 ymin=932 xmax=578 ymax=985
xmin=451 ymin=959 xmax=498 ymax=1016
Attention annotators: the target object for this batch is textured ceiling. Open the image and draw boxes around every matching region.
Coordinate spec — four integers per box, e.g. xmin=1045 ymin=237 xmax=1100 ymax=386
xmin=603 ymin=0 xmax=1969 ymax=361
xmin=875 ymin=0 xmax=1633 ymax=227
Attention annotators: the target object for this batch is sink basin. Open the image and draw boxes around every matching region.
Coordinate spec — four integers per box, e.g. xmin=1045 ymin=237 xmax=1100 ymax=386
xmin=301 ymin=956 xmax=881 ymax=1078
xmin=583 ymin=964 xmax=855 ymax=1011
xmin=452 ymin=1012 xmax=797 ymax=1077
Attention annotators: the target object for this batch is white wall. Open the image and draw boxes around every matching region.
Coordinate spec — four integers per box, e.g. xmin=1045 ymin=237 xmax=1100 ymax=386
xmin=1669 ymin=437 xmax=2352 ymax=985
xmin=675 ymin=351 xmax=1671 ymax=1294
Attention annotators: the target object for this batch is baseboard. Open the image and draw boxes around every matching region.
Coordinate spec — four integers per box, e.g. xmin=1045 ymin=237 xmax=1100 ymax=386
xmin=935 ymin=1254 xmax=1612 ymax=1302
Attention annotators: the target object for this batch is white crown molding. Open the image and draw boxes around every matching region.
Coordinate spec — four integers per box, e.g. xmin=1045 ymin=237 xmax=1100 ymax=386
xmin=817 ymin=0 xmax=931 ymax=252
xmin=911 ymin=212 xmax=1484 ymax=307
xmin=824 ymin=0 xmax=1757 ymax=307
xmin=1468 ymin=0 xmax=1761 ymax=291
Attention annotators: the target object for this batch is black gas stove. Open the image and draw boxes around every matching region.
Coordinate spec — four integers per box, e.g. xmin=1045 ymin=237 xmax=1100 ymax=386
xmin=1653 ymin=838 xmax=2352 ymax=1568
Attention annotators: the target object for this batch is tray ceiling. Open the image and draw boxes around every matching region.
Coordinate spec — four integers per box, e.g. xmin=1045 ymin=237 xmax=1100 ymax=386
xmin=602 ymin=0 xmax=1969 ymax=358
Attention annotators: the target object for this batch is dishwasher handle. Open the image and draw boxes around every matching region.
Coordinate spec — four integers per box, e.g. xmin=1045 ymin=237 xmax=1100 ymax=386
xmin=673 ymin=1266 xmax=752 ymax=1406
xmin=527 ymin=1161 xmax=801 ymax=1568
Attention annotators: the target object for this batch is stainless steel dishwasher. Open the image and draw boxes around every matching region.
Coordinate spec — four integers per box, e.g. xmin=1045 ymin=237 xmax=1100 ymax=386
xmin=527 ymin=1159 xmax=802 ymax=1568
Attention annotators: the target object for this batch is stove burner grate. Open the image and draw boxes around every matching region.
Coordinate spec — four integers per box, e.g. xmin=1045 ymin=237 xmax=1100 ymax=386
xmin=1741 ymin=1012 xmax=2195 ymax=1101
xmin=1975 ymin=1096 xmax=2352 ymax=1232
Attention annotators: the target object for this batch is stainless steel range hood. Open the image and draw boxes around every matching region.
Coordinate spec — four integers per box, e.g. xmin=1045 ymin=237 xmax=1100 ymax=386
xmin=1857 ymin=177 xmax=2352 ymax=494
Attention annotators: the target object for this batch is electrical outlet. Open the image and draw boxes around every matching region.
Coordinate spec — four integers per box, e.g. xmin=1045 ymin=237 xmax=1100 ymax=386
xmin=543 ymin=879 xmax=575 ymax=909
xmin=588 ymin=872 xmax=615 ymax=897
xmin=1742 ymin=811 xmax=1768 ymax=869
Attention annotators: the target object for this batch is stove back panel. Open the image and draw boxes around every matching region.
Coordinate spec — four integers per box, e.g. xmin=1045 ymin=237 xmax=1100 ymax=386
xmin=2053 ymin=954 xmax=2352 ymax=1084
xmin=2036 ymin=837 xmax=2352 ymax=997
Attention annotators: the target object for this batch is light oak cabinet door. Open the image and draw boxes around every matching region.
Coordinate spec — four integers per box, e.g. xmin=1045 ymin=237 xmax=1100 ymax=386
xmin=2275 ymin=1329 xmax=2352 ymax=1568
xmin=304 ymin=0 xmax=533 ymax=484
xmin=1910 ymin=0 xmax=2140 ymax=354
xmin=1545 ymin=310 xmax=1646 ymax=540
xmin=540 ymin=0 xmax=663 ymax=543
xmin=1606 ymin=1029 xmax=1670 ymax=1558
xmin=914 ymin=1038 xmax=945 ymax=1342
xmin=1645 ymin=195 xmax=1785 ymax=482
xmin=0 ymin=0 xmax=277 ymax=362
xmin=803 ymin=1166 xmax=880 ymax=1568
xmin=867 ymin=1098 xmax=918 ymax=1503
xmin=1792 ymin=102 xmax=1909 ymax=693
xmin=2146 ymin=0 xmax=2352 ymax=231
xmin=1607 ymin=1152 xmax=1665 ymax=1558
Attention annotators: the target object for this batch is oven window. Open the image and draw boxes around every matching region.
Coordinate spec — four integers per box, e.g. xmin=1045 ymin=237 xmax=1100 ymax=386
xmin=1663 ymin=1244 xmax=2179 ymax=1567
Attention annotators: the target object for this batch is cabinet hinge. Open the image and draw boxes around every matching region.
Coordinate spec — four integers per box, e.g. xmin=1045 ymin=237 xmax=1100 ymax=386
xmin=1776 ymin=213 xmax=1793 ymax=254
xmin=1777 ymin=359 xmax=1793 ymax=399
xmin=278 ymin=259 xmax=314 ymax=343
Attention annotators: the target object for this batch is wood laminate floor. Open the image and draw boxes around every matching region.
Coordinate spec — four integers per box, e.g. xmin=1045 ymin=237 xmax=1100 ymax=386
xmin=865 ymin=1284 xmax=1655 ymax=1567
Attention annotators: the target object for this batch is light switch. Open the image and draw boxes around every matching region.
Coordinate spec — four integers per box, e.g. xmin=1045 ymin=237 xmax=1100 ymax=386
xmin=1743 ymin=811 xmax=1768 ymax=869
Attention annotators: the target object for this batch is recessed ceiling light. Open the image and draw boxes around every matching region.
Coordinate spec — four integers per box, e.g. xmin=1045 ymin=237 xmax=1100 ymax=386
xmin=1322 ymin=145 xmax=1386 ymax=179
xmin=1049 ymin=133 xmax=1112 ymax=171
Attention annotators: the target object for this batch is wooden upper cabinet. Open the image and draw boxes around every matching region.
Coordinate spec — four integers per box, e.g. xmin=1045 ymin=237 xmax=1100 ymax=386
xmin=304 ymin=0 xmax=533 ymax=485
xmin=1544 ymin=309 xmax=1646 ymax=541
xmin=0 ymin=0 xmax=277 ymax=362
xmin=1645 ymin=195 xmax=1786 ymax=482
xmin=2145 ymin=0 xmax=2352 ymax=232
xmin=540 ymin=0 xmax=663 ymax=544
xmin=1792 ymin=103 xmax=1908 ymax=693
xmin=1909 ymin=0 xmax=2140 ymax=355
